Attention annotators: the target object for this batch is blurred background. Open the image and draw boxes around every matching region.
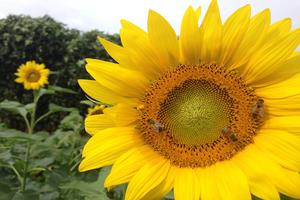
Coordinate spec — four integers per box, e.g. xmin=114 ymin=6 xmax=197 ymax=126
xmin=0 ymin=0 xmax=299 ymax=199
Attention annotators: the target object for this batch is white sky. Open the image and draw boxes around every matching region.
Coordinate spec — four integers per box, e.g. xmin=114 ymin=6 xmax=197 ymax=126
xmin=0 ymin=0 xmax=300 ymax=34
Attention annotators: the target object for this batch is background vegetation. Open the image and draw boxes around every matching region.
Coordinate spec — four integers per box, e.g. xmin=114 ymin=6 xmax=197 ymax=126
xmin=0 ymin=15 xmax=125 ymax=200
xmin=0 ymin=15 xmax=120 ymax=132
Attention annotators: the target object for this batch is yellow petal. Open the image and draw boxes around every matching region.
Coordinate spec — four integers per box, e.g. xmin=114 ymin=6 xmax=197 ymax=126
xmin=234 ymin=144 xmax=300 ymax=198
xmin=262 ymin=18 xmax=292 ymax=45
xmin=265 ymin=95 xmax=300 ymax=116
xmin=245 ymin=28 xmax=300 ymax=84
xmin=214 ymin=161 xmax=251 ymax=200
xmin=140 ymin=166 xmax=175 ymax=200
xmin=179 ymin=6 xmax=201 ymax=64
xmin=97 ymin=36 xmax=135 ymax=69
xmin=255 ymin=129 xmax=300 ymax=171
xmin=251 ymin=55 xmax=300 ymax=87
xmin=220 ymin=5 xmax=251 ymax=64
xmin=279 ymin=169 xmax=300 ymax=199
xmin=119 ymin=26 xmax=163 ymax=78
xmin=148 ymin=10 xmax=179 ymax=68
xmin=104 ymin=145 xmax=157 ymax=187
xmin=256 ymin=73 xmax=300 ymax=98
xmin=174 ymin=167 xmax=200 ymax=200
xmin=250 ymin=179 xmax=280 ymax=200
xmin=120 ymin=19 xmax=174 ymax=75
xmin=78 ymin=80 xmax=127 ymax=105
xmin=199 ymin=0 xmax=222 ymax=62
xmin=262 ymin=116 xmax=300 ymax=133
xmin=120 ymin=19 xmax=147 ymax=38
xmin=125 ymin=158 xmax=170 ymax=200
xmin=85 ymin=114 xmax=114 ymax=135
xmin=198 ymin=167 xmax=222 ymax=200
xmin=79 ymin=126 xmax=143 ymax=171
xmin=85 ymin=99 xmax=138 ymax=135
xmin=104 ymin=103 xmax=139 ymax=126
xmin=86 ymin=59 xmax=148 ymax=97
xmin=229 ymin=9 xmax=270 ymax=71
xmin=233 ymin=146 xmax=280 ymax=200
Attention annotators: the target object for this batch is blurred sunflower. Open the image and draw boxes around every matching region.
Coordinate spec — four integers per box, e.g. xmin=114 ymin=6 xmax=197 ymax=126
xmin=15 ymin=61 xmax=50 ymax=90
xmin=87 ymin=105 xmax=106 ymax=116
xmin=78 ymin=0 xmax=300 ymax=199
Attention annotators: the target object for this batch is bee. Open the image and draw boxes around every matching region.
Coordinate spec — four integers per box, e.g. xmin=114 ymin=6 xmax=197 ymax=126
xmin=221 ymin=127 xmax=238 ymax=141
xmin=147 ymin=119 xmax=165 ymax=133
xmin=251 ymin=98 xmax=264 ymax=120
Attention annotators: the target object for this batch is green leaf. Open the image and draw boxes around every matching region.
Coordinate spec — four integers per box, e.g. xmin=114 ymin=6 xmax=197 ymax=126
xmin=164 ymin=191 xmax=174 ymax=200
xmin=37 ymin=88 xmax=56 ymax=97
xmin=32 ymin=157 xmax=54 ymax=168
xmin=24 ymin=103 xmax=35 ymax=112
xmin=0 ymin=182 xmax=14 ymax=200
xmin=60 ymin=168 xmax=111 ymax=200
xmin=28 ymin=167 xmax=46 ymax=174
xmin=59 ymin=110 xmax=83 ymax=131
xmin=48 ymin=85 xmax=77 ymax=94
xmin=0 ymin=129 xmax=44 ymax=141
xmin=49 ymin=103 xmax=76 ymax=113
xmin=0 ymin=100 xmax=28 ymax=118
xmin=11 ymin=190 xmax=39 ymax=200
xmin=0 ymin=150 xmax=12 ymax=163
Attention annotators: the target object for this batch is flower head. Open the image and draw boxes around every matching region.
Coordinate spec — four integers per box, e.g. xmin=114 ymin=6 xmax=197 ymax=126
xmin=15 ymin=61 xmax=50 ymax=90
xmin=79 ymin=1 xmax=300 ymax=199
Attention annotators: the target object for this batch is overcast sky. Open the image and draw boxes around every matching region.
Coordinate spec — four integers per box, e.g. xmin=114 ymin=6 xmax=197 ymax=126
xmin=0 ymin=0 xmax=300 ymax=34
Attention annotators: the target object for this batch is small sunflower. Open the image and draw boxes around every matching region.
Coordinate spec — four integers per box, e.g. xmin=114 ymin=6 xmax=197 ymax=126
xmin=87 ymin=105 xmax=106 ymax=116
xmin=79 ymin=1 xmax=300 ymax=199
xmin=15 ymin=61 xmax=50 ymax=90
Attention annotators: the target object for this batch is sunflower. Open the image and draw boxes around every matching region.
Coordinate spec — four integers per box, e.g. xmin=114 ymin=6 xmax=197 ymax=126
xmin=87 ymin=105 xmax=106 ymax=116
xmin=15 ymin=61 xmax=50 ymax=90
xmin=78 ymin=0 xmax=300 ymax=199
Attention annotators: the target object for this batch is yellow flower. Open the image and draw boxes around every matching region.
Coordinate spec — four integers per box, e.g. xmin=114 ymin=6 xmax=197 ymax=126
xmin=15 ymin=61 xmax=50 ymax=90
xmin=78 ymin=1 xmax=300 ymax=199
xmin=87 ymin=105 xmax=106 ymax=116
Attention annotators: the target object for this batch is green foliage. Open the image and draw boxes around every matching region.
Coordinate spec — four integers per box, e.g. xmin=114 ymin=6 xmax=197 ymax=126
xmin=0 ymin=111 xmax=110 ymax=200
xmin=0 ymin=15 xmax=120 ymax=131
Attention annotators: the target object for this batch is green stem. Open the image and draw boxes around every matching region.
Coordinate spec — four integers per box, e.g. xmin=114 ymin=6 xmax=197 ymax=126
xmin=9 ymin=164 xmax=23 ymax=188
xmin=21 ymin=143 xmax=31 ymax=192
xmin=21 ymin=90 xmax=39 ymax=192
xmin=34 ymin=111 xmax=52 ymax=127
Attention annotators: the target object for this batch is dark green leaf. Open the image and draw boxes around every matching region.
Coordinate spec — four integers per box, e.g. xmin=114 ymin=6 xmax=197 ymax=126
xmin=48 ymin=85 xmax=77 ymax=94
xmin=48 ymin=103 xmax=76 ymax=113
xmin=12 ymin=190 xmax=39 ymax=200
xmin=0 ymin=129 xmax=44 ymax=141
xmin=0 ymin=100 xmax=28 ymax=118
xmin=0 ymin=182 xmax=14 ymax=200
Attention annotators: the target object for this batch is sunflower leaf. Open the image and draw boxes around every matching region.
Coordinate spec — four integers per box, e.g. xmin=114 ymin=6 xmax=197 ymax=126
xmin=48 ymin=85 xmax=77 ymax=94
xmin=60 ymin=169 xmax=110 ymax=200
xmin=48 ymin=103 xmax=76 ymax=113
xmin=0 ymin=100 xmax=28 ymax=118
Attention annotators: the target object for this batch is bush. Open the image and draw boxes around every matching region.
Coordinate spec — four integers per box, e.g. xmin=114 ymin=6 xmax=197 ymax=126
xmin=0 ymin=15 xmax=120 ymax=131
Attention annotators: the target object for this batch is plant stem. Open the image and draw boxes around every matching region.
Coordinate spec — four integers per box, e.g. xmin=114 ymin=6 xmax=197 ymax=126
xmin=21 ymin=139 xmax=31 ymax=192
xmin=34 ymin=111 xmax=52 ymax=127
xmin=21 ymin=91 xmax=38 ymax=192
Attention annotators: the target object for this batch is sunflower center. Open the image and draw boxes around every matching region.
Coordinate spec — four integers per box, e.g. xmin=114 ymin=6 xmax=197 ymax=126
xmin=26 ymin=71 xmax=40 ymax=82
xmin=159 ymin=80 xmax=232 ymax=145
xmin=138 ymin=64 xmax=264 ymax=168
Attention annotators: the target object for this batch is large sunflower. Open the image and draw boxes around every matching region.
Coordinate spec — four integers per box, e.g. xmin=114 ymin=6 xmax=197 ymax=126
xmin=15 ymin=61 xmax=50 ymax=90
xmin=78 ymin=1 xmax=300 ymax=199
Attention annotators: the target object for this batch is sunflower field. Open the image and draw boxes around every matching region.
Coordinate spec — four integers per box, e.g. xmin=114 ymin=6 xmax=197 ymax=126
xmin=1 ymin=0 xmax=300 ymax=200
